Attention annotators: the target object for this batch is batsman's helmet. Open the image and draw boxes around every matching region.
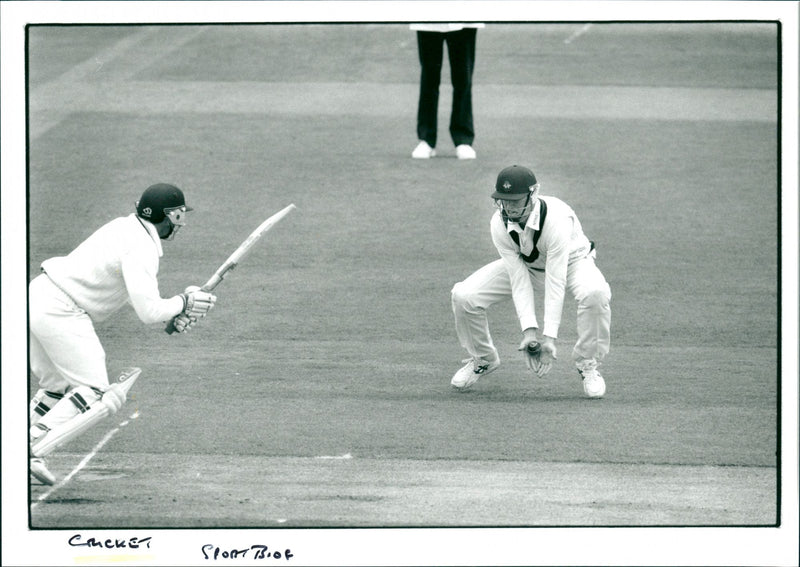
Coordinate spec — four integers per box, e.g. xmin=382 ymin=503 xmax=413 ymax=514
xmin=136 ymin=183 xmax=192 ymax=223
xmin=491 ymin=165 xmax=538 ymax=200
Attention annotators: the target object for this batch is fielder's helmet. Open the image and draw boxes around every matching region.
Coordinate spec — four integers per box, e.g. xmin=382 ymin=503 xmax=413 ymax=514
xmin=491 ymin=165 xmax=538 ymax=200
xmin=136 ymin=183 xmax=192 ymax=223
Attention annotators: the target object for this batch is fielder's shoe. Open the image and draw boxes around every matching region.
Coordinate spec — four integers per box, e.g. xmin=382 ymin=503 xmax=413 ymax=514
xmin=578 ymin=367 xmax=606 ymax=398
xmin=455 ymin=144 xmax=476 ymax=160
xmin=30 ymin=457 xmax=56 ymax=486
xmin=412 ymin=141 xmax=436 ymax=159
xmin=451 ymin=356 xmax=500 ymax=390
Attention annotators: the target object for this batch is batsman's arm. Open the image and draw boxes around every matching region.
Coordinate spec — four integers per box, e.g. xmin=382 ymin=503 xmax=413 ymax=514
xmin=121 ymin=248 xmax=188 ymax=325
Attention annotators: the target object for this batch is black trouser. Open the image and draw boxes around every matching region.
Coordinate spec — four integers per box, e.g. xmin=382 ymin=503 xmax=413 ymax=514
xmin=415 ymin=28 xmax=477 ymax=148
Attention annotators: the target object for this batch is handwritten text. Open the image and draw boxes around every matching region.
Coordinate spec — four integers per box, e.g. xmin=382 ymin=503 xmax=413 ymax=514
xmin=202 ymin=544 xmax=293 ymax=561
xmin=68 ymin=534 xmax=152 ymax=549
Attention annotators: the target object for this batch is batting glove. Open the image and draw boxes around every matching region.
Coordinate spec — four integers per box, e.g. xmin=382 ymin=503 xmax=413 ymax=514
xmin=180 ymin=286 xmax=217 ymax=318
xmin=172 ymin=313 xmax=198 ymax=333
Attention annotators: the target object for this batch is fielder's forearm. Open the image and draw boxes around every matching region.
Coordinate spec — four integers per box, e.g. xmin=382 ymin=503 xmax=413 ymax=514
xmin=542 ymin=250 xmax=569 ymax=339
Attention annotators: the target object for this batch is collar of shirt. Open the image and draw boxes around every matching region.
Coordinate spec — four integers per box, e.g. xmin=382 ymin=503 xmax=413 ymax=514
xmin=132 ymin=213 xmax=164 ymax=257
xmin=505 ymin=198 xmax=542 ymax=235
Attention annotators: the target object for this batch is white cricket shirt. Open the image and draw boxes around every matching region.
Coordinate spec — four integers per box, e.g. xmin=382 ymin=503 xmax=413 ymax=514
xmin=41 ymin=214 xmax=184 ymax=324
xmin=490 ymin=196 xmax=593 ymax=338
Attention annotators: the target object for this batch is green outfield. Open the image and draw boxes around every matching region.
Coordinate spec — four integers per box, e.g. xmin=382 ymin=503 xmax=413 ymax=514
xmin=27 ymin=23 xmax=778 ymax=528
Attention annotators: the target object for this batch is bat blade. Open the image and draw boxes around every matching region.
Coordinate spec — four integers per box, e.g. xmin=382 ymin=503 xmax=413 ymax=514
xmin=200 ymin=203 xmax=296 ymax=292
xmin=165 ymin=203 xmax=296 ymax=334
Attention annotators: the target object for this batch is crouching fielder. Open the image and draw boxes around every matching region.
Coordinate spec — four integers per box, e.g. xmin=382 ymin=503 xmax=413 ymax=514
xmin=29 ymin=183 xmax=216 ymax=486
xmin=450 ymin=165 xmax=611 ymax=397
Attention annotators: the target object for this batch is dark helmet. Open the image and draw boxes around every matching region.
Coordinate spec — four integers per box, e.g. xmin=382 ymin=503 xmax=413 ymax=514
xmin=491 ymin=165 xmax=538 ymax=200
xmin=136 ymin=183 xmax=192 ymax=223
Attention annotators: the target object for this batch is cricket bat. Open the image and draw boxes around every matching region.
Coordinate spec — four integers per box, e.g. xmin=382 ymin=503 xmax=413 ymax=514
xmin=165 ymin=203 xmax=296 ymax=334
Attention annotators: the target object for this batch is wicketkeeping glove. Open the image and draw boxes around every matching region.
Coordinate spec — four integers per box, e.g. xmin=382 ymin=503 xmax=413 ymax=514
xmin=180 ymin=286 xmax=217 ymax=318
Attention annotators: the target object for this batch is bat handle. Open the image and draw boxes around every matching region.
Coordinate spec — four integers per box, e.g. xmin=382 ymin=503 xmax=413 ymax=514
xmin=165 ymin=317 xmax=178 ymax=335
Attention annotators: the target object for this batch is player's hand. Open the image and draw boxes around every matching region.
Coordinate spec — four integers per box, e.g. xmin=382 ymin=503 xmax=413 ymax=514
xmin=181 ymin=286 xmax=217 ymax=318
xmin=518 ymin=330 xmax=542 ymax=373
xmin=535 ymin=338 xmax=557 ymax=377
xmin=172 ymin=313 xmax=198 ymax=333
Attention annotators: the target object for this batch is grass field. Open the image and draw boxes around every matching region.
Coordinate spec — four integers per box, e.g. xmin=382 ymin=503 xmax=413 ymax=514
xmin=15 ymin=17 xmax=787 ymax=564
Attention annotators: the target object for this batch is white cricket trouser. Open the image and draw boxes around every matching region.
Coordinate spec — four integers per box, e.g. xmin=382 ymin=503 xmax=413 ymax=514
xmin=451 ymin=255 xmax=611 ymax=367
xmin=29 ymin=273 xmax=109 ymax=394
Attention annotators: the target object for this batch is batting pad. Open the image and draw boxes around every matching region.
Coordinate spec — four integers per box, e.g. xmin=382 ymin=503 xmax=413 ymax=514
xmin=31 ymin=367 xmax=141 ymax=457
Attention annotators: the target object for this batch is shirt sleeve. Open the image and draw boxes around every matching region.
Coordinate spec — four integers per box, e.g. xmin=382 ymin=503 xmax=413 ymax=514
xmin=120 ymin=245 xmax=184 ymax=324
xmin=490 ymin=215 xmax=539 ymax=331
xmin=540 ymin=216 xmax=573 ymax=338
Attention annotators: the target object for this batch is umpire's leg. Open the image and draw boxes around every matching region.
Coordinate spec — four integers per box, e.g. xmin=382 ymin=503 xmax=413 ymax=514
xmin=416 ymin=31 xmax=445 ymax=147
xmin=445 ymin=27 xmax=477 ymax=146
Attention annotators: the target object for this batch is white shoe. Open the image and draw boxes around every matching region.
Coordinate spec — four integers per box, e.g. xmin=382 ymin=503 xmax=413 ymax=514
xmin=412 ymin=141 xmax=436 ymax=159
xmin=451 ymin=357 xmax=500 ymax=390
xmin=31 ymin=457 xmax=56 ymax=485
xmin=579 ymin=367 xmax=606 ymax=398
xmin=455 ymin=144 xmax=476 ymax=160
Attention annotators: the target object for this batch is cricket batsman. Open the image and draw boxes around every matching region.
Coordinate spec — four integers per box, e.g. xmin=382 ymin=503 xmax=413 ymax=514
xmin=450 ymin=165 xmax=611 ymax=397
xmin=29 ymin=183 xmax=217 ymax=485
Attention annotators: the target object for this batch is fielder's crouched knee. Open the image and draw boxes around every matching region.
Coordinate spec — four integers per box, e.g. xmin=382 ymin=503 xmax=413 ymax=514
xmin=451 ymin=281 xmax=475 ymax=312
xmin=579 ymin=287 xmax=611 ymax=312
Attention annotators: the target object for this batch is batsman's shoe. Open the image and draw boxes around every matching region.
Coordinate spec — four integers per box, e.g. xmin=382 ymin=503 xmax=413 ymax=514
xmin=455 ymin=144 xmax=477 ymax=160
xmin=579 ymin=368 xmax=606 ymax=398
xmin=412 ymin=141 xmax=436 ymax=159
xmin=451 ymin=357 xmax=500 ymax=390
xmin=30 ymin=457 xmax=56 ymax=486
